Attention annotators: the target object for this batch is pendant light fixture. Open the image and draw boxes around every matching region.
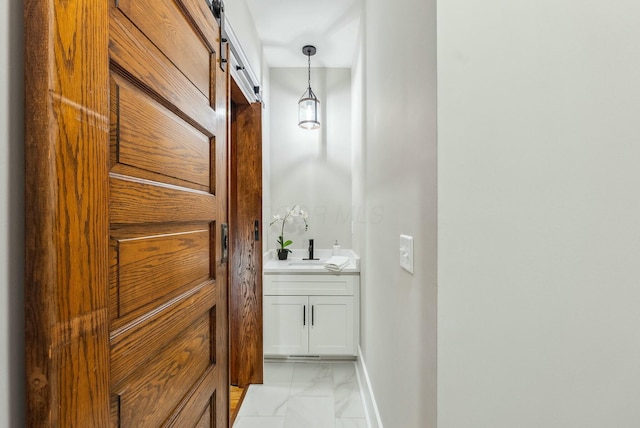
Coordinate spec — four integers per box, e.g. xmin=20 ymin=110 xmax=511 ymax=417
xmin=298 ymin=45 xmax=320 ymax=129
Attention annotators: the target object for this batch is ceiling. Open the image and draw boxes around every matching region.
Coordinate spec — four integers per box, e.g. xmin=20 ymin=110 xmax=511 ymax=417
xmin=243 ymin=0 xmax=361 ymax=68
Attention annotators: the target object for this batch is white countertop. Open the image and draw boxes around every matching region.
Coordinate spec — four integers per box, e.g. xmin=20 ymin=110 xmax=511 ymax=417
xmin=263 ymin=249 xmax=360 ymax=274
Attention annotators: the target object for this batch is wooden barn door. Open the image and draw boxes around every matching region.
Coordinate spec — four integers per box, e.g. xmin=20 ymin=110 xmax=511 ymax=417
xmin=229 ymin=85 xmax=263 ymax=388
xmin=25 ymin=0 xmax=229 ymax=426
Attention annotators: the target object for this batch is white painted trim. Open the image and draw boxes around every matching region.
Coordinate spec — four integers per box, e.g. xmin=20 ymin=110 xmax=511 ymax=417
xmin=355 ymin=346 xmax=383 ymax=428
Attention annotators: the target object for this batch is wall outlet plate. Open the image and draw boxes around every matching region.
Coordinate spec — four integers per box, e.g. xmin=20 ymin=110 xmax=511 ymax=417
xmin=400 ymin=234 xmax=414 ymax=274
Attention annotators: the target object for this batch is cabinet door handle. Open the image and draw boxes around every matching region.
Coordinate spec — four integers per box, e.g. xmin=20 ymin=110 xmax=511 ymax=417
xmin=303 ymin=305 xmax=306 ymax=326
xmin=311 ymin=305 xmax=315 ymax=326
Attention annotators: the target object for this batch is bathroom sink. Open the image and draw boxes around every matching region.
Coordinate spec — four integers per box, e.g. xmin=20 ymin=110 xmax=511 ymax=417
xmin=263 ymin=249 xmax=360 ymax=274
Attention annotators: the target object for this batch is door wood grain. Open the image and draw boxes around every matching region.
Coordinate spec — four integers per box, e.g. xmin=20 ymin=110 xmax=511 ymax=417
xmin=25 ymin=0 xmax=230 ymax=426
xmin=229 ymin=93 xmax=263 ymax=387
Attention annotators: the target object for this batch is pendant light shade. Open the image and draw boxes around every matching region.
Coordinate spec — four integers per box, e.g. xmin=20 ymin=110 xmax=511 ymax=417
xmin=298 ymin=45 xmax=320 ymax=129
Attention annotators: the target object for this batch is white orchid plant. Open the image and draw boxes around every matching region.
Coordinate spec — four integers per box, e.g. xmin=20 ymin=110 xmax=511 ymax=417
xmin=269 ymin=205 xmax=309 ymax=255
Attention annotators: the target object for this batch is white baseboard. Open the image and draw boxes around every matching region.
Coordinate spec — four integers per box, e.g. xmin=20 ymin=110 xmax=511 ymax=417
xmin=355 ymin=346 xmax=383 ymax=428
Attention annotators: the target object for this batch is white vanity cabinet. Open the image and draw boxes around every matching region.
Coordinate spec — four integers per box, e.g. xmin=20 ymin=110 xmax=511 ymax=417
xmin=263 ymin=274 xmax=359 ymax=357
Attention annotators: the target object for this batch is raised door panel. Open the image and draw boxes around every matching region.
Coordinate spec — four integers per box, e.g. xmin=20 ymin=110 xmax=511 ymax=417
xmin=116 ymin=0 xmax=212 ymax=97
xmin=111 ymin=73 xmax=213 ymax=190
xmin=263 ymin=296 xmax=308 ymax=356
xmin=308 ymin=296 xmax=355 ymax=355
xmin=110 ymin=226 xmax=211 ymax=320
xmin=114 ymin=315 xmax=211 ymax=427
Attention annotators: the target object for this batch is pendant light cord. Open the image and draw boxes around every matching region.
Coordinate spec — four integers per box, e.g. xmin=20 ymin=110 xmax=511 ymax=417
xmin=307 ymin=53 xmax=311 ymax=90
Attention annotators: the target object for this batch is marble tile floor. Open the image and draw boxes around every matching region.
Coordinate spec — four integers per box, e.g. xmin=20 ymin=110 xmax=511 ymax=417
xmin=233 ymin=361 xmax=368 ymax=428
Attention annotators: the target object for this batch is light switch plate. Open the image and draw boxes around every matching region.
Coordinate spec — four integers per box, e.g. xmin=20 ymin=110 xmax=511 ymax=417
xmin=400 ymin=234 xmax=414 ymax=274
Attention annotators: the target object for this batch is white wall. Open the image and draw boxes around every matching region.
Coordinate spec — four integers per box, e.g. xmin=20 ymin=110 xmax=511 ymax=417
xmin=360 ymin=0 xmax=438 ymax=426
xmin=438 ymin=1 xmax=640 ymax=427
xmin=268 ymin=67 xmax=352 ymax=252
xmin=351 ymin=23 xmax=365 ymax=260
xmin=1 ymin=0 xmax=25 ymax=426
xmin=350 ymin=17 xmax=365 ymax=358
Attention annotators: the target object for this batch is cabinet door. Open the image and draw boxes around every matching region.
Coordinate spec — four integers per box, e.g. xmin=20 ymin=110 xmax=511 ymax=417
xmin=264 ymin=296 xmax=308 ymax=355
xmin=309 ymin=296 xmax=355 ymax=355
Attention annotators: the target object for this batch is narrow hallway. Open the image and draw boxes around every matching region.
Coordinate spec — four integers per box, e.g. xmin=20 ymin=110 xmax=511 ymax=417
xmin=233 ymin=361 xmax=367 ymax=428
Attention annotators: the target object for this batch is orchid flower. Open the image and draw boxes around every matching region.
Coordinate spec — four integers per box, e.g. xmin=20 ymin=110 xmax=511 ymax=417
xmin=269 ymin=204 xmax=310 ymax=252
